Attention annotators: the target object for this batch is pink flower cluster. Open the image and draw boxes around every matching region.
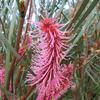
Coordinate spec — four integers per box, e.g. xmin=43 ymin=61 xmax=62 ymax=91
xmin=0 ymin=68 xmax=5 ymax=97
xmin=18 ymin=47 xmax=25 ymax=56
xmin=26 ymin=18 xmax=74 ymax=100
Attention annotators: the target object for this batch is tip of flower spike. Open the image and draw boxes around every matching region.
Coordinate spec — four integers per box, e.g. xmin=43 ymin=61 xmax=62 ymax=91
xmin=41 ymin=18 xmax=63 ymax=27
xmin=39 ymin=18 xmax=62 ymax=33
xmin=41 ymin=18 xmax=55 ymax=24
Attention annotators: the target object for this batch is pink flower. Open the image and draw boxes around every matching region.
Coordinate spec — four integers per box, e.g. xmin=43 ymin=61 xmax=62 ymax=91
xmin=18 ymin=47 xmax=25 ymax=56
xmin=0 ymin=68 xmax=12 ymax=97
xmin=0 ymin=68 xmax=5 ymax=97
xmin=26 ymin=18 xmax=74 ymax=100
xmin=0 ymin=68 xmax=5 ymax=85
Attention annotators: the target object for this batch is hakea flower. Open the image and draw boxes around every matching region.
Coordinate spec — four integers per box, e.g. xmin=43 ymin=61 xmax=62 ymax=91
xmin=0 ymin=68 xmax=5 ymax=97
xmin=26 ymin=18 xmax=74 ymax=100
xmin=18 ymin=47 xmax=25 ymax=56
xmin=0 ymin=68 xmax=5 ymax=85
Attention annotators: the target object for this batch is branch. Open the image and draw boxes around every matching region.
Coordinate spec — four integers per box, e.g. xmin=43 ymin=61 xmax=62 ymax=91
xmin=15 ymin=0 xmax=32 ymax=90
xmin=4 ymin=0 xmax=30 ymax=99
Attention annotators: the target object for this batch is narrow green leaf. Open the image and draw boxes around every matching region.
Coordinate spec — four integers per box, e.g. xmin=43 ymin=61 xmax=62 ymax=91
xmin=73 ymin=12 xmax=95 ymax=44
xmin=93 ymin=63 xmax=100 ymax=72
xmin=67 ymin=0 xmax=89 ymax=29
xmin=4 ymin=1 xmax=18 ymax=87
xmin=6 ymin=1 xmax=18 ymax=66
xmin=74 ymin=0 xmax=99 ymax=31
xmin=85 ymin=69 xmax=98 ymax=85
xmin=0 ymin=33 xmax=20 ymax=59
xmin=54 ymin=0 xmax=68 ymax=18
